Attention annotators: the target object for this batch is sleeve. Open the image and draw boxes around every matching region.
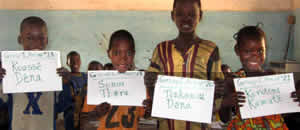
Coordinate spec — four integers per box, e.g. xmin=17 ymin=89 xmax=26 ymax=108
xmin=206 ymin=47 xmax=224 ymax=120
xmin=207 ymin=47 xmax=224 ymax=81
xmin=148 ymin=44 xmax=164 ymax=73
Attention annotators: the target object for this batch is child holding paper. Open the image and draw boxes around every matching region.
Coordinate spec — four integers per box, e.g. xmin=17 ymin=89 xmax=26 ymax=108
xmin=80 ymin=29 xmax=151 ymax=130
xmin=145 ymin=0 xmax=224 ymax=129
xmin=0 ymin=16 xmax=72 ymax=130
xmin=66 ymin=51 xmax=87 ymax=130
xmin=219 ymin=26 xmax=289 ymax=129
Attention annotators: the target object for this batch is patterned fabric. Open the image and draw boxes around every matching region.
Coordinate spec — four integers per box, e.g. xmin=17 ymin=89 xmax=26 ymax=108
xmin=69 ymin=72 xmax=87 ymax=129
xmin=227 ymin=70 xmax=288 ymax=130
xmin=148 ymin=40 xmax=224 ymax=130
xmin=82 ymin=96 xmax=144 ymax=130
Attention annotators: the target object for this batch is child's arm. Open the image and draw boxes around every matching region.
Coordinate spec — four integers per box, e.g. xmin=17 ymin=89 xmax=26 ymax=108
xmin=57 ymin=67 xmax=71 ymax=85
xmin=143 ymin=98 xmax=152 ymax=119
xmin=218 ymin=78 xmax=245 ymax=123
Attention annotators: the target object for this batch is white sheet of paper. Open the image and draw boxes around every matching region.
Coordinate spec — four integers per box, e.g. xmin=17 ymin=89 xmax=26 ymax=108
xmin=234 ymin=73 xmax=300 ymax=119
xmin=1 ymin=51 xmax=62 ymax=93
xmin=87 ymin=71 xmax=146 ymax=106
xmin=151 ymin=75 xmax=215 ymax=124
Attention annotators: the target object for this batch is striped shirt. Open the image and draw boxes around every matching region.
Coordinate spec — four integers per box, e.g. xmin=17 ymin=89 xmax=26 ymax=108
xmin=148 ymin=40 xmax=224 ymax=130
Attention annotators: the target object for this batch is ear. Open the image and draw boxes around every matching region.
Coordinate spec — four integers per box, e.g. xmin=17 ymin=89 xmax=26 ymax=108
xmin=234 ymin=44 xmax=240 ymax=56
xmin=18 ymin=35 xmax=22 ymax=45
xmin=107 ymin=50 xmax=112 ymax=59
xmin=66 ymin=58 xmax=70 ymax=66
xmin=171 ymin=11 xmax=175 ymax=22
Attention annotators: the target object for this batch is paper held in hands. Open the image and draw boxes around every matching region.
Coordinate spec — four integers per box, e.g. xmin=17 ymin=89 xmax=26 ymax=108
xmin=1 ymin=51 xmax=62 ymax=93
xmin=87 ymin=71 xmax=146 ymax=106
xmin=234 ymin=73 xmax=300 ymax=119
xmin=151 ymin=75 xmax=215 ymax=124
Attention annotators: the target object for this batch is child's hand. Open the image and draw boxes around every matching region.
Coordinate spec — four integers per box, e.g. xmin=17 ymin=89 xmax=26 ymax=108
xmin=56 ymin=67 xmax=70 ymax=84
xmin=291 ymin=80 xmax=300 ymax=106
xmin=222 ymin=91 xmax=245 ymax=108
xmin=95 ymin=102 xmax=111 ymax=117
xmin=0 ymin=68 xmax=6 ymax=80
xmin=0 ymin=62 xmax=6 ymax=80
xmin=143 ymin=98 xmax=152 ymax=118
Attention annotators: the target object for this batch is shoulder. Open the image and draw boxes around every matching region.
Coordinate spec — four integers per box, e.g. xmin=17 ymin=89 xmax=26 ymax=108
xmin=198 ymin=39 xmax=217 ymax=49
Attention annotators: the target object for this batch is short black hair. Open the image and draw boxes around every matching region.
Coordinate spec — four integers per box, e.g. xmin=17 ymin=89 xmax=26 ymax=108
xmin=104 ymin=63 xmax=114 ymax=70
xmin=173 ymin=0 xmax=203 ymax=19
xmin=108 ymin=29 xmax=135 ymax=51
xmin=20 ymin=16 xmax=47 ymax=32
xmin=67 ymin=51 xmax=80 ymax=60
xmin=88 ymin=61 xmax=103 ymax=69
xmin=234 ymin=26 xmax=266 ymax=48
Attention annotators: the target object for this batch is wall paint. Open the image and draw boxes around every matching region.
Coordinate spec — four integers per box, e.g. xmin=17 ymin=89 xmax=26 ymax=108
xmin=0 ymin=10 xmax=291 ymax=71
xmin=293 ymin=8 xmax=300 ymax=62
xmin=0 ymin=0 xmax=293 ymax=11
xmin=293 ymin=0 xmax=300 ymax=9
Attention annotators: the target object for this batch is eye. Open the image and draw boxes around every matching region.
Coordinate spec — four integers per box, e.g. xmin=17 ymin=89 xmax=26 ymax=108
xmin=113 ymin=51 xmax=119 ymax=56
xmin=258 ymin=49 xmax=264 ymax=54
xmin=26 ymin=37 xmax=33 ymax=40
xmin=127 ymin=51 xmax=133 ymax=56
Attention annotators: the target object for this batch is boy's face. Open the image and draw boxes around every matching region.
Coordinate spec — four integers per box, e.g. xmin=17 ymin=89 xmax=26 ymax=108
xmin=88 ymin=64 xmax=103 ymax=71
xmin=172 ymin=1 xmax=201 ymax=33
xmin=68 ymin=55 xmax=81 ymax=73
xmin=18 ymin=24 xmax=48 ymax=50
xmin=108 ymin=39 xmax=135 ymax=73
xmin=236 ymin=39 xmax=266 ymax=72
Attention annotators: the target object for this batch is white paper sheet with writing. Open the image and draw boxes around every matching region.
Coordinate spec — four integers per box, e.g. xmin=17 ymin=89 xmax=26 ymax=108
xmin=1 ymin=51 xmax=62 ymax=93
xmin=87 ymin=71 xmax=146 ymax=106
xmin=151 ymin=75 xmax=215 ymax=124
xmin=234 ymin=73 xmax=300 ymax=119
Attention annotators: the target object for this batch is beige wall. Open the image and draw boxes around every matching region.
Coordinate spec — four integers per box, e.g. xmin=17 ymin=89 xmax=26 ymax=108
xmin=0 ymin=0 xmax=293 ymax=11
xmin=294 ymin=0 xmax=300 ymax=9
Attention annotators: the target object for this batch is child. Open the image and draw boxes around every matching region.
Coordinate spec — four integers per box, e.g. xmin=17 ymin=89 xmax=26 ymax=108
xmin=220 ymin=26 xmax=289 ymax=129
xmin=0 ymin=16 xmax=72 ymax=130
xmin=66 ymin=51 xmax=87 ymax=130
xmin=146 ymin=0 xmax=224 ymax=129
xmin=80 ymin=29 xmax=150 ymax=130
xmin=103 ymin=63 xmax=114 ymax=70
xmin=88 ymin=61 xmax=103 ymax=70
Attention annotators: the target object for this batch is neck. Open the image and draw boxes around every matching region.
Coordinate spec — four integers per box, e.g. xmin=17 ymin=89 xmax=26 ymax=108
xmin=175 ymin=32 xmax=198 ymax=53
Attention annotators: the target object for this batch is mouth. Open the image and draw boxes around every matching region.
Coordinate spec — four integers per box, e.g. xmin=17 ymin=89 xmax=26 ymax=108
xmin=182 ymin=23 xmax=192 ymax=29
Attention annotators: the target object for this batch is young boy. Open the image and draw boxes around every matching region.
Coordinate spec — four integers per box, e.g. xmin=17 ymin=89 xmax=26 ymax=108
xmin=88 ymin=61 xmax=103 ymax=70
xmin=0 ymin=16 xmax=72 ymax=130
xmin=146 ymin=0 xmax=224 ymax=129
xmin=66 ymin=51 xmax=87 ymax=130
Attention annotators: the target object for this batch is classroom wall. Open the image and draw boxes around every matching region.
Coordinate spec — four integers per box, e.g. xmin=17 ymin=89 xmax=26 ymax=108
xmin=0 ymin=0 xmax=293 ymax=11
xmin=0 ymin=0 xmax=294 ymax=71
xmin=294 ymin=0 xmax=300 ymax=62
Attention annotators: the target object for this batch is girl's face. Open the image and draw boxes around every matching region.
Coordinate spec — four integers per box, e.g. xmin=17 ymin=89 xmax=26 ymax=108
xmin=236 ymin=38 xmax=266 ymax=72
xmin=108 ymin=39 xmax=135 ymax=73
xmin=172 ymin=1 xmax=201 ymax=33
